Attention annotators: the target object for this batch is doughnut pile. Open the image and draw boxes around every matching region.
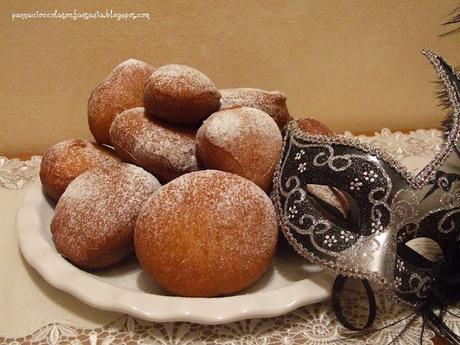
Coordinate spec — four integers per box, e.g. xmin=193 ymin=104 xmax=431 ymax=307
xmin=40 ymin=58 xmax=336 ymax=297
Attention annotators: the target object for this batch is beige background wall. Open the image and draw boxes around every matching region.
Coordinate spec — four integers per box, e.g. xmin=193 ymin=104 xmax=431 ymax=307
xmin=1 ymin=0 xmax=459 ymax=156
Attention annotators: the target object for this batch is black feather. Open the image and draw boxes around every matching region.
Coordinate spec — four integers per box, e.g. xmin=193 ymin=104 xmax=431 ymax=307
xmin=441 ymin=6 xmax=460 ymax=37
xmin=439 ymin=6 xmax=460 ymax=140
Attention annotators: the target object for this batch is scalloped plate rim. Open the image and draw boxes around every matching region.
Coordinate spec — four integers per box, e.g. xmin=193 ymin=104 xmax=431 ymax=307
xmin=17 ymin=180 xmax=333 ymax=324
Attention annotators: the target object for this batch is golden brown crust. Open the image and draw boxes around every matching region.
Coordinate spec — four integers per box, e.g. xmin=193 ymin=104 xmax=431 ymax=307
xmin=51 ymin=164 xmax=161 ymax=269
xmin=110 ymin=107 xmax=199 ymax=183
xmin=39 ymin=139 xmax=121 ymax=200
xmin=196 ymin=107 xmax=282 ymax=193
xmin=88 ymin=59 xmax=154 ymax=145
xmin=296 ymin=117 xmax=335 ymax=136
xmin=220 ymin=88 xmax=291 ymax=129
xmin=143 ymin=64 xmax=221 ymax=124
xmin=134 ymin=170 xmax=278 ymax=297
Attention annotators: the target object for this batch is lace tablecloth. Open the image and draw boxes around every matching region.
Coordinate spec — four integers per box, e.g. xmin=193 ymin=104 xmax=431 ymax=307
xmin=0 ymin=129 xmax=457 ymax=345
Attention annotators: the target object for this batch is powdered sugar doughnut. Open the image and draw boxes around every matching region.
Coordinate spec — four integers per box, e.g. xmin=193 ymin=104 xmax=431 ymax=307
xmin=51 ymin=164 xmax=161 ymax=269
xmin=110 ymin=107 xmax=199 ymax=182
xmin=134 ymin=170 xmax=278 ymax=297
xmin=40 ymin=139 xmax=121 ymax=200
xmin=196 ymin=106 xmax=283 ymax=192
xmin=88 ymin=59 xmax=154 ymax=145
xmin=220 ymin=88 xmax=290 ymax=129
xmin=144 ymin=64 xmax=221 ymax=124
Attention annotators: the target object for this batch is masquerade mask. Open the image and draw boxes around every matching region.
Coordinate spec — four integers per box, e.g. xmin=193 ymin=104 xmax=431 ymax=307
xmin=272 ymin=51 xmax=460 ymax=315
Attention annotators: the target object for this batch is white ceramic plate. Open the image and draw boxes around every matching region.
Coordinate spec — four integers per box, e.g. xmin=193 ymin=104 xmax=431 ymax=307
xmin=17 ymin=181 xmax=334 ymax=324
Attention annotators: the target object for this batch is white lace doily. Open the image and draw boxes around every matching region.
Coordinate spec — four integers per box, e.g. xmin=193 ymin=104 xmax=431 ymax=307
xmin=0 ymin=129 xmax=451 ymax=345
xmin=0 ymin=156 xmax=41 ymax=189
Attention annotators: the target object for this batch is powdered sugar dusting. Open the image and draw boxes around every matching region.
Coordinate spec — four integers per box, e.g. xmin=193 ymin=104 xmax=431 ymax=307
xmin=116 ymin=59 xmax=150 ymax=71
xmin=149 ymin=64 xmax=217 ymax=98
xmin=203 ymin=107 xmax=278 ymax=149
xmin=88 ymin=59 xmax=154 ymax=144
xmin=51 ymin=163 xmax=161 ymax=267
xmin=197 ymin=107 xmax=282 ymax=186
xmin=40 ymin=139 xmax=121 ymax=199
xmin=110 ymin=108 xmax=198 ymax=180
xmin=135 ymin=170 xmax=278 ymax=294
xmin=43 ymin=139 xmax=119 ymax=171
xmin=220 ymin=88 xmax=290 ymax=129
xmin=202 ymin=110 xmax=244 ymax=143
xmin=143 ymin=170 xmax=276 ymax=239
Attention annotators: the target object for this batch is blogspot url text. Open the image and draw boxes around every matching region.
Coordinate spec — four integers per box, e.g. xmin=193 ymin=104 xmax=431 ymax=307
xmin=11 ymin=9 xmax=150 ymax=22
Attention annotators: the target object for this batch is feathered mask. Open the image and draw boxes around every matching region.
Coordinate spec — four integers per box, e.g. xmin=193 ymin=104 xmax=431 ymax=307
xmin=272 ymin=50 xmax=460 ymax=337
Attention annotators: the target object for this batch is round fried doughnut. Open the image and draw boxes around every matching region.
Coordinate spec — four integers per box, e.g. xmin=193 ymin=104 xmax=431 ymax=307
xmin=110 ymin=107 xmax=199 ymax=183
xmin=134 ymin=170 xmax=278 ymax=297
xmin=88 ymin=59 xmax=154 ymax=145
xmin=219 ymin=88 xmax=291 ymax=129
xmin=40 ymin=139 xmax=121 ymax=200
xmin=296 ymin=117 xmax=335 ymax=135
xmin=51 ymin=164 xmax=161 ymax=269
xmin=143 ymin=64 xmax=221 ymax=124
xmin=196 ymin=106 xmax=282 ymax=192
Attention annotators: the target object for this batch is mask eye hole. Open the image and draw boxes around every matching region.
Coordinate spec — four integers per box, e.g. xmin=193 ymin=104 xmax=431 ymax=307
xmin=400 ymin=237 xmax=444 ymax=268
xmin=305 ymin=184 xmax=360 ymax=233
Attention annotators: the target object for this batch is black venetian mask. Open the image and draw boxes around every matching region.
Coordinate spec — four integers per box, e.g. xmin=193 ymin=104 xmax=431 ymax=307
xmin=272 ymin=50 xmax=460 ymax=311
